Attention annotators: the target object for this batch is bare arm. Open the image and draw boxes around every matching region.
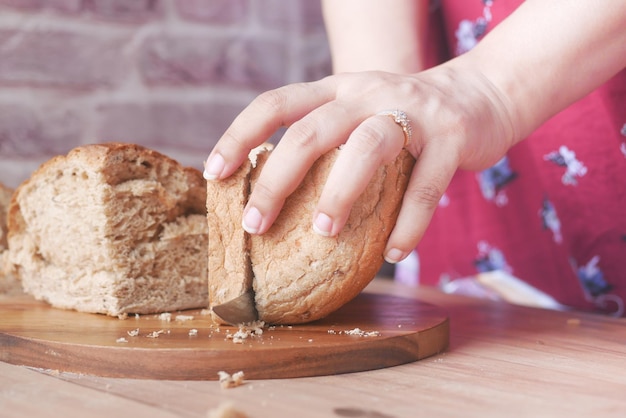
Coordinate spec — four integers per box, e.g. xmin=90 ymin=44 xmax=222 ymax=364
xmin=206 ymin=0 xmax=626 ymax=263
xmin=459 ymin=0 xmax=626 ymax=141
xmin=322 ymin=0 xmax=430 ymax=74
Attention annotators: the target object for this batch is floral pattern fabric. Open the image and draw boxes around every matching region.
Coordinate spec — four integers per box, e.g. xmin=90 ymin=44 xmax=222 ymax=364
xmin=397 ymin=0 xmax=626 ymax=316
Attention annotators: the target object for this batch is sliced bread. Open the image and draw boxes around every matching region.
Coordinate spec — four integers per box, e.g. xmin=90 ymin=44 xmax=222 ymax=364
xmin=207 ymin=146 xmax=414 ymax=324
xmin=0 ymin=182 xmax=20 ymax=294
xmin=7 ymin=143 xmax=208 ymax=315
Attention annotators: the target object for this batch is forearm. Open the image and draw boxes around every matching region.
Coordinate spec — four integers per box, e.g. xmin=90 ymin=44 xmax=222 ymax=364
xmin=322 ymin=0 xmax=429 ymax=73
xmin=457 ymin=0 xmax=626 ymax=142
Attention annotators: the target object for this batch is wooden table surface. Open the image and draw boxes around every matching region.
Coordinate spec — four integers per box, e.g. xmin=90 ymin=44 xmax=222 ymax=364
xmin=1 ymin=278 xmax=625 ymax=418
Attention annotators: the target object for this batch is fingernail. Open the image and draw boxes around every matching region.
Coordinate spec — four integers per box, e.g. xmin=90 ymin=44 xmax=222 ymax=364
xmin=313 ymin=212 xmax=333 ymax=237
xmin=203 ymin=153 xmax=225 ymax=181
xmin=384 ymin=248 xmax=405 ymax=264
xmin=242 ymin=206 xmax=263 ymax=234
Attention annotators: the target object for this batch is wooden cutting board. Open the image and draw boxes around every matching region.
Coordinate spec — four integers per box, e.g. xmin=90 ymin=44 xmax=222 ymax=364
xmin=0 ymin=291 xmax=449 ymax=380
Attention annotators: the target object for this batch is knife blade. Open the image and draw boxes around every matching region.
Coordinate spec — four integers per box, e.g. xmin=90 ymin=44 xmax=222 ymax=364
xmin=211 ymin=290 xmax=258 ymax=325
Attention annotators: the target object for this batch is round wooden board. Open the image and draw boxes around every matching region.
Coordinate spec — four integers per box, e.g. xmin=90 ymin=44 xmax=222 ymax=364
xmin=0 ymin=291 xmax=449 ymax=380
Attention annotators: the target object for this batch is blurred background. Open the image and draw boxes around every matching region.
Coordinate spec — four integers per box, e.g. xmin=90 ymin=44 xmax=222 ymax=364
xmin=0 ymin=0 xmax=332 ymax=188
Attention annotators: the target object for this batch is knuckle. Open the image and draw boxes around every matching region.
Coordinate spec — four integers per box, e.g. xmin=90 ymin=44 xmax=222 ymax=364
xmin=285 ymin=118 xmax=320 ymax=149
xmin=320 ymin=185 xmax=351 ymax=213
xmin=220 ymin=126 xmax=247 ymax=149
xmin=253 ymin=89 xmax=289 ymax=115
xmin=250 ymin=179 xmax=281 ymax=203
xmin=405 ymin=181 xmax=445 ymax=210
xmin=349 ymin=121 xmax=388 ymax=158
xmin=394 ymin=78 xmax=421 ymax=98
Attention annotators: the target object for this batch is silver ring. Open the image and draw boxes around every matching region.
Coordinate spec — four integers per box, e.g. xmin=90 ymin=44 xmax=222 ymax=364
xmin=377 ymin=110 xmax=413 ymax=147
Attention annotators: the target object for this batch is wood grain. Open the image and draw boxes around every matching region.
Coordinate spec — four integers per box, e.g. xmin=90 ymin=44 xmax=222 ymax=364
xmin=2 ymin=279 xmax=626 ymax=418
xmin=0 ymin=291 xmax=448 ymax=380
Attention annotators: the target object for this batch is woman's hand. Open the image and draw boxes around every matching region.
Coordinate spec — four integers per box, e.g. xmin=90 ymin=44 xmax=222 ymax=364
xmin=204 ymin=60 xmax=515 ymax=263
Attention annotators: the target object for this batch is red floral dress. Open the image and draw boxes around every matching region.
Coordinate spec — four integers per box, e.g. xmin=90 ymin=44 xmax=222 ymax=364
xmin=396 ymin=0 xmax=626 ymax=316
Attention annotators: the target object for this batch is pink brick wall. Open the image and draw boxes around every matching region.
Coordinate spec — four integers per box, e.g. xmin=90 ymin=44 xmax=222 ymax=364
xmin=0 ymin=0 xmax=331 ymax=188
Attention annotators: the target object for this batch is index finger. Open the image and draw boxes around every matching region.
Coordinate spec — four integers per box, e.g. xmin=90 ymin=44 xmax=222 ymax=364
xmin=203 ymin=78 xmax=337 ymax=181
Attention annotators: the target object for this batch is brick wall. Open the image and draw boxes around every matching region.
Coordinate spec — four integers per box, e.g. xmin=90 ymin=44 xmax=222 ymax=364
xmin=0 ymin=0 xmax=331 ymax=188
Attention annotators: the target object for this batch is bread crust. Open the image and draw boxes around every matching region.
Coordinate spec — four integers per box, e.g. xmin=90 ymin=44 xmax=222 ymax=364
xmin=0 ymin=182 xmax=12 ymax=252
xmin=207 ymin=156 xmax=253 ymax=314
xmin=7 ymin=143 xmax=208 ymax=315
xmin=208 ymin=147 xmax=415 ymax=325
xmin=0 ymin=182 xmax=20 ymax=294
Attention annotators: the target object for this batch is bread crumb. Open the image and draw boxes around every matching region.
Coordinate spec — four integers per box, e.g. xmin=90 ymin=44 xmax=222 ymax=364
xmin=127 ymin=328 xmax=140 ymax=337
xmin=225 ymin=321 xmax=265 ymax=344
xmin=344 ymin=328 xmax=381 ymax=337
xmin=189 ymin=328 xmax=198 ymax=336
xmin=158 ymin=313 xmax=172 ymax=322
xmin=175 ymin=314 xmax=194 ymax=322
xmin=147 ymin=329 xmax=166 ymax=338
xmin=207 ymin=402 xmax=248 ymax=418
xmin=329 ymin=327 xmax=380 ymax=337
xmin=200 ymin=309 xmax=212 ymax=316
xmin=117 ymin=313 xmax=128 ymax=320
xmin=248 ymin=143 xmax=274 ymax=168
xmin=116 ymin=337 xmax=128 ymax=343
xmin=217 ymin=371 xmax=245 ymax=389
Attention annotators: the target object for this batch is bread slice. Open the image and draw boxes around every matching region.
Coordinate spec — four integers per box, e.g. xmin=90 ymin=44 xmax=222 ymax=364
xmin=0 ymin=182 xmax=20 ymax=294
xmin=0 ymin=182 xmax=11 ymax=252
xmin=207 ymin=150 xmax=254 ymax=313
xmin=7 ymin=143 xmax=208 ymax=315
xmin=207 ymin=147 xmax=414 ymax=324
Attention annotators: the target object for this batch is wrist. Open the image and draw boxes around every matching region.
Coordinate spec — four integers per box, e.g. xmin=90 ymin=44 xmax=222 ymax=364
xmin=453 ymin=0 xmax=626 ymax=144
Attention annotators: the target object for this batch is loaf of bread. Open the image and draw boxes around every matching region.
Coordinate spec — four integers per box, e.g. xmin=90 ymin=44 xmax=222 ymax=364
xmin=0 ymin=182 xmax=12 ymax=255
xmin=207 ymin=146 xmax=415 ymax=324
xmin=0 ymin=182 xmax=20 ymax=294
xmin=7 ymin=143 xmax=208 ymax=315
